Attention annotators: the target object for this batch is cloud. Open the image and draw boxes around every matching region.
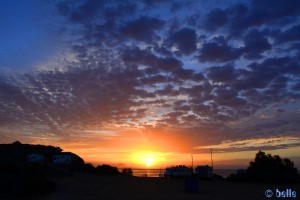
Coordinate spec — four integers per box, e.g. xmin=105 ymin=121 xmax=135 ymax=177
xmin=207 ymin=64 xmax=236 ymax=83
xmin=194 ymin=136 xmax=300 ymax=153
xmin=119 ymin=16 xmax=165 ymax=42
xmin=198 ymin=36 xmax=243 ymax=62
xmin=1 ymin=0 xmax=300 ymax=156
xmin=140 ymin=74 xmax=169 ymax=85
xmin=242 ymin=29 xmax=272 ymax=59
xmin=68 ymin=0 xmax=104 ymax=23
xmin=204 ymin=8 xmax=228 ymax=32
xmin=277 ymin=24 xmax=300 ymax=44
xmin=203 ymin=0 xmax=300 ymax=37
xmin=122 ymin=47 xmax=182 ymax=72
xmin=247 ymin=0 xmax=300 ymax=27
xmin=165 ymin=28 xmax=197 ymax=55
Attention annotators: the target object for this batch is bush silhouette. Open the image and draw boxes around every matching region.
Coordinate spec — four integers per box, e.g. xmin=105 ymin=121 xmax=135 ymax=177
xmin=121 ymin=168 xmax=133 ymax=176
xmin=95 ymin=164 xmax=120 ymax=175
xmin=83 ymin=163 xmax=96 ymax=173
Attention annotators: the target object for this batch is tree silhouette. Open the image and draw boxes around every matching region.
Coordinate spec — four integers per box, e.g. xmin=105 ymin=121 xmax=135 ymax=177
xmin=247 ymin=151 xmax=298 ymax=182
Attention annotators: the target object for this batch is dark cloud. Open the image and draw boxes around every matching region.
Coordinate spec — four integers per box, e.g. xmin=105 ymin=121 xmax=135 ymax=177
xmin=207 ymin=3 xmax=248 ymax=35
xmin=119 ymin=16 xmax=165 ymax=42
xmin=198 ymin=36 xmax=243 ymax=62
xmin=165 ymin=28 xmax=197 ymax=55
xmin=213 ymin=87 xmax=247 ymax=108
xmin=122 ymin=47 xmax=182 ymax=72
xmin=156 ymin=57 xmax=182 ymax=72
xmin=203 ymin=0 xmax=300 ymax=37
xmin=0 ymin=61 xmax=149 ymax=132
xmin=157 ymin=84 xmax=180 ymax=96
xmin=173 ymin=68 xmax=195 ymax=80
xmin=248 ymin=0 xmax=300 ymax=27
xmin=277 ymin=24 xmax=300 ymax=44
xmin=104 ymin=3 xmax=137 ymax=21
xmin=69 ymin=0 xmax=104 ymax=23
xmin=140 ymin=74 xmax=168 ymax=85
xmin=1 ymin=0 xmax=300 ymax=155
xmin=233 ymin=57 xmax=300 ymax=91
xmin=207 ymin=64 xmax=236 ymax=83
xmin=204 ymin=8 xmax=228 ymax=32
xmin=242 ymin=29 xmax=272 ymax=59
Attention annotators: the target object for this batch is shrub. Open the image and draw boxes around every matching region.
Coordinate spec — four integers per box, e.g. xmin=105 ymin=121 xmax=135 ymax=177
xmin=83 ymin=163 xmax=96 ymax=173
xmin=121 ymin=168 xmax=133 ymax=176
xmin=95 ymin=164 xmax=120 ymax=175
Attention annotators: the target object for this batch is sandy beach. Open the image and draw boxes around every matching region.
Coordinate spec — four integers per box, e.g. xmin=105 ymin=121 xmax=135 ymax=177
xmin=32 ymin=173 xmax=300 ymax=200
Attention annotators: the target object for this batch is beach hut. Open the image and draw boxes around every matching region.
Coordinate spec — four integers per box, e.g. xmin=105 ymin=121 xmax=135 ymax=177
xmin=195 ymin=165 xmax=213 ymax=178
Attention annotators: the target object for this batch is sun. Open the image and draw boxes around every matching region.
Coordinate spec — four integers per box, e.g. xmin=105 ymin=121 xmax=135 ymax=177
xmin=131 ymin=150 xmax=162 ymax=168
xmin=144 ymin=157 xmax=154 ymax=167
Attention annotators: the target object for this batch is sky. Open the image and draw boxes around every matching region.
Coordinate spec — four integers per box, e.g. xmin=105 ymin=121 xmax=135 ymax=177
xmin=0 ymin=0 xmax=300 ymax=169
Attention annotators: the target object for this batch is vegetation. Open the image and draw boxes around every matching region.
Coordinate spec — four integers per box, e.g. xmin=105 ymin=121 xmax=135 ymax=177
xmin=227 ymin=151 xmax=299 ymax=183
xmin=83 ymin=163 xmax=132 ymax=176
xmin=95 ymin=164 xmax=120 ymax=175
xmin=122 ymin=168 xmax=133 ymax=176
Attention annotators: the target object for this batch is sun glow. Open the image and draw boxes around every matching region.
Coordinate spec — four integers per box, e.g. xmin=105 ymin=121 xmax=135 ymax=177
xmin=130 ymin=151 xmax=165 ymax=168
xmin=144 ymin=157 xmax=154 ymax=167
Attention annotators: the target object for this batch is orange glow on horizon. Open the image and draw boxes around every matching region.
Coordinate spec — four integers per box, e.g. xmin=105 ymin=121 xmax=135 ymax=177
xmin=25 ymin=127 xmax=300 ymax=169
xmin=129 ymin=151 xmax=166 ymax=168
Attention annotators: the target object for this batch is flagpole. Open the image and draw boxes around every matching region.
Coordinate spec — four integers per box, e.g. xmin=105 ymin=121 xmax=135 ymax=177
xmin=210 ymin=148 xmax=213 ymax=169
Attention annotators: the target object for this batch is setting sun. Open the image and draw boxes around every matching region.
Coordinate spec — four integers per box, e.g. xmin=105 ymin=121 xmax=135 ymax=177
xmin=129 ymin=151 xmax=166 ymax=168
xmin=144 ymin=157 xmax=154 ymax=167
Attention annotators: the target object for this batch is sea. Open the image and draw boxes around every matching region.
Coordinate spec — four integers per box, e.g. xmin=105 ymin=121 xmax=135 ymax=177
xmin=131 ymin=168 xmax=237 ymax=178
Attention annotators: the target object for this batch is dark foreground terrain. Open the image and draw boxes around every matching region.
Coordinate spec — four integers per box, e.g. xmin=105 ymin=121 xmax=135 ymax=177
xmin=29 ymin=173 xmax=299 ymax=200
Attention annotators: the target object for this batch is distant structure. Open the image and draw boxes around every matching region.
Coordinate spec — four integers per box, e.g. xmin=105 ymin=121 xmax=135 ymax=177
xmin=195 ymin=165 xmax=213 ymax=178
xmin=26 ymin=153 xmax=73 ymax=165
xmin=164 ymin=165 xmax=192 ymax=178
xmin=53 ymin=154 xmax=72 ymax=164
xmin=27 ymin=154 xmax=45 ymax=163
xmin=193 ymin=148 xmax=214 ymax=178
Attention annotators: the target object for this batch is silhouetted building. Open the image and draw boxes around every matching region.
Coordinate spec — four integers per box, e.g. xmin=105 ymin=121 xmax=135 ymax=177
xmin=27 ymin=154 xmax=45 ymax=163
xmin=53 ymin=154 xmax=72 ymax=164
xmin=195 ymin=165 xmax=213 ymax=178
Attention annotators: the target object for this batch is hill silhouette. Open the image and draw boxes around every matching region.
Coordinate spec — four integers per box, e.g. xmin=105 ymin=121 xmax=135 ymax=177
xmin=0 ymin=141 xmax=63 ymax=163
xmin=0 ymin=141 xmax=128 ymax=198
xmin=0 ymin=141 xmax=86 ymax=198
